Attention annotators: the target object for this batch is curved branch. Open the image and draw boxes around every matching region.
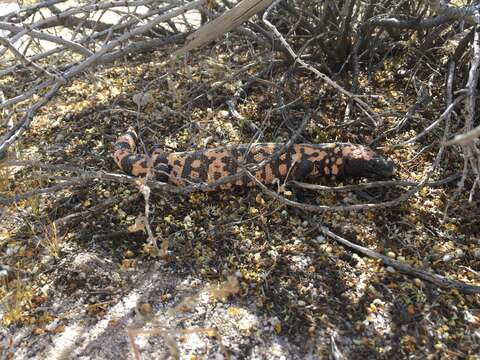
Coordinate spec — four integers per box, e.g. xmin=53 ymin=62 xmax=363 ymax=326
xmin=320 ymin=226 xmax=480 ymax=294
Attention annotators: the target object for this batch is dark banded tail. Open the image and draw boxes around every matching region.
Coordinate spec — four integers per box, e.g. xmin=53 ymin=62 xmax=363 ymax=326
xmin=113 ymin=128 xmax=169 ymax=181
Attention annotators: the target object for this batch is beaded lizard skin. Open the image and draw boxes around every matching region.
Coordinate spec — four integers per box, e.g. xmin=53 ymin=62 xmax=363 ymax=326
xmin=113 ymin=128 xmax=395 ymax=188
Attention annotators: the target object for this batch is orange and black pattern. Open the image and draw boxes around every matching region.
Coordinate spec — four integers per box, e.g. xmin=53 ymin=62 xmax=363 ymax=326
xmin=113 ymin=128 xmax=395 ymax=188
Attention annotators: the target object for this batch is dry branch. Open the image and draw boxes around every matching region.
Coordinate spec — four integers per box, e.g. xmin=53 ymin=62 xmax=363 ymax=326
xmin=0 ymin=21 xmax=93 ymax=56
xmin=0 ymin=83 xmax=62 ymax=158
xmin=0 ymin=0 xmax=206 ymax=157
xmin=289 ymin=173 xmax=462 ymax=192
xmin=0 ymin=178 xmax=86 ymax=206
xmin=54 ymin=197 xmax=120 ymax=228
xmin=174 ymin=0 xmax=274 ymax=56
xmin=319 ymin=225 xmax=480 ymax=294
xmin=446 ymin=125 xmax=480 ymax=146
xmin=262 ymin=0 xmax=377 ymax=122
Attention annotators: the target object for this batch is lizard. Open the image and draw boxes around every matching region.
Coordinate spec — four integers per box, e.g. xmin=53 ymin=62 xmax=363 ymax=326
xmin=113 ymin=128 xmax=395 ymax=189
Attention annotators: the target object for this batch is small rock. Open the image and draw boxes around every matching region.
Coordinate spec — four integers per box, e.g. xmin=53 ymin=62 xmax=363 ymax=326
xmin=41 ymin=255 xmax=53 ymax=265
xmin=414 ymin=278 xmax=423 ymax=288
xmin=472 ymin=248 xmax=480 ymax=258
xmin=6 ymin=246 xmax=19 ymax=256
xmin=386 ymin=266 xmax=396 ymax=273
xmin=184 ymin=215 xmax=193 ymax=228
xmin=132 ymin=91 xmax=153 ymax=107
xmin=294 ymin=238 xmax=303 ymax=245
xmin=41 ymin=284 xmax=49 ymax=294
xmin=45 ymin=319 xmax=59 ymax=332
xmin=442 ymin=253 xmax=454 ymax=263
xmin=117 ymin=209 xmax=127 ymax=219
xmin=0 ymin=267 xmax=10 ymax=279
xmin=454 ymin=249 xmax=464 ymax=258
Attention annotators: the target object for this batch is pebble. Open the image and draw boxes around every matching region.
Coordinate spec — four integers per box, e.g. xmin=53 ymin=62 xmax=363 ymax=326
xmin=6 ymin=246 xmax=19 ymax=256
xmin=294 ymin=238 xmax=303 ymax=245
xmin=414 ymin=278 xmax=423 ymax=287
xmin=454 ymin=249 xmax=464 ymax=258
xmin=183 ymin=215 xmax=193 ymax=228
xmin=386 ymin=266 xmax=396 ymax=273
xmin=45 ymin=319 xmax=59 ymax=332
xmin=0 ymin=268 xmax=9 ymax=278
xmin=41 ymin=284 xmax=50 ymax=294
xmin=315 ymin=235 xmax=325 ymax=243
xmin=41 ymin=255 xmax=53 ymax=265
xmin=442 ymin=253 xmax=454 ymax=263
xmin=443 ymin=249 xmax=464 ymax=263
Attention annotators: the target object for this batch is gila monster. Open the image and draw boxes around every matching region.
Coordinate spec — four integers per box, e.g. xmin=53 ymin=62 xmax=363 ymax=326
xmin=113 ymin=128 xmax=395 ymax=188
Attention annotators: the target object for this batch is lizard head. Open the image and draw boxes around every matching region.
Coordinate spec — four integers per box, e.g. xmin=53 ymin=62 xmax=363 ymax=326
xmin=341 ymin=144 xmax=395 ymax=179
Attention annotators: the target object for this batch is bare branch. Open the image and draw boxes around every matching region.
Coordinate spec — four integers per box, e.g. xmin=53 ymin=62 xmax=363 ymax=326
xmin=319 ymin=225 xmax=480 ymax=294
xmin=262 ymin=0 xmax=377 ymax=122
xmin=0 ymin=0 xmax=206 ymax=155
xmin=0 ymin=21 xmax=93 ymax=56
xmin=0 ymin=35 xmax=62 ymax=80
xmin=0 ymin=179 xmax=87 ymax=206
xmin=175 ymin=0 xmax=274 ymax=56
xmin=0 ymin=82 xmax=62 ymax=158
xmin=289 ymin=173 xmax=462 ymax=192
xmin=446 ymin=124 xmax=480 ymax=146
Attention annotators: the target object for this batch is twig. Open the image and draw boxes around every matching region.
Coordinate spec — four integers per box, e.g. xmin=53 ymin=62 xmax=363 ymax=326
xmin=0 ymin=0 xmax=67 ymax=22
xmin=0 ymin=3 xmax=181 ymax=78
xmin=446 ymin=124 xmax=480 ymax=146
xmin=371 ymin=79 xmax=432 ymax=146
xmin=96 ymin=34 xmax=187 ymax=64
xmin=62 ymin=0 xmax=206 ymax=80
xmin=0 ymin=179 xmax=86 ymax=206
xmin=0 ymin=0 xmax=167 ymax=54
xmin=226 ymin=99 xmax=265 ymax=139
xmin=0 ymin=79 xmax=54 ymax=110
xmin=245 ymin=166 xmax=431 ymax=212
xmin=289 ymin=173 xmax=462 ymax=192
xmin=262 ymin=0 xmax=377 ymax=123
xmin=0 ymin=22 xmax=93 ymax=57
xmin=0 ymin=82 xmax=62 ymax=158
xmin=0 ymin=160 xmax=181 ymax=192
xmin=174 ymin=0 xmax=274 ymax=56
xmin=318 ymin=225 xmax=480 ymax=294
xmin=0 ymin=36 xmax=65 ymax=82
xmin=397 ymin=93 xmax=465 ymax=146
xmin=448 ymin=9 xmax=480 ymax=201
xmin=138 ymin=181 xmax=160 ymax=253
xmin=54 ymin=197 xmax=120 ymax=228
